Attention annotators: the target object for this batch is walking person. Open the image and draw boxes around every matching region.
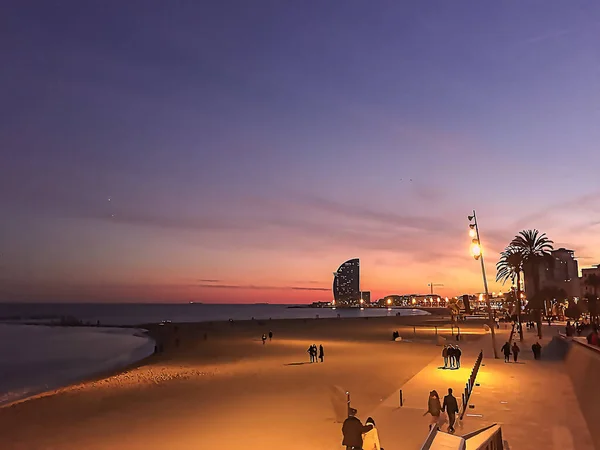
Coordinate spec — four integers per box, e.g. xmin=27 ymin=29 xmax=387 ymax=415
xmin=342 ymin=408 xmax=373 ymax=450
xmin=362 ymin=416 xmax=382 ymax=450
xmin=511 ymin=342 xmax=520 ymax=362
xmin=262 ymin=334 xmax=267 ymax=345
xmin=268 ymin=330 xmax=273 ymax=341
xmin=455 ymin=346 xmax=462 ymax=369
xmin=532 ymin=341 xmax=542 ymax=360
xmin=312 ymin=344 xmax=318 ymax=362
xmin=424 ymin=390 xmax=442 ymax=430
xmin=307 ymin=345 xmax=314 ymax=363
xmin=442 ymin=388 xmax=459 ymax=434
xmin=501 ymin=341 xmax=511 ymax=363
xmin=442 ymin=345 xmax=449 ymax=368
xmin=319 ymin=344 xmax=324 ymax=363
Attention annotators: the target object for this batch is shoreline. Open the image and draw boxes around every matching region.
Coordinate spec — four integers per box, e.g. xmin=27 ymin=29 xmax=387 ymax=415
xmin=0 ymin=315 xmax=487 ymax=449
xmin=0 ymin=325 xmax=155 ymax=408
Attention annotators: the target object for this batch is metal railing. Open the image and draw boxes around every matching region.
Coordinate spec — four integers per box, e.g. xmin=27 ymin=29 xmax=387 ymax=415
xmin=460 ymin=350 xmax=483 ymax=420
xmin=420 ymin=423 xmax=503 ymax=450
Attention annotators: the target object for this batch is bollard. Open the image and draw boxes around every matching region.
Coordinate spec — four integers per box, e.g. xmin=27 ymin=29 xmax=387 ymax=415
xmin=399 ymin=389 xmax=403 ymax=407
xmin=413 ymin=326 xmax=416 ymax=335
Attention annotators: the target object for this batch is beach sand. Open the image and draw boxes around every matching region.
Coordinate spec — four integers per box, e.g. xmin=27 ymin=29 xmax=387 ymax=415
xmin=0 ymin=315 xmax=485 ymax=450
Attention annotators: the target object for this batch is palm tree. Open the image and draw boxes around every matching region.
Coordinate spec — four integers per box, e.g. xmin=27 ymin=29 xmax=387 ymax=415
xmin=584 ymin=274 xmax=600 ymax=321
xmin=496 ymin=246 xmax=525 ymax=341
xmin=510 ymin=229 xmax=554 ymax=338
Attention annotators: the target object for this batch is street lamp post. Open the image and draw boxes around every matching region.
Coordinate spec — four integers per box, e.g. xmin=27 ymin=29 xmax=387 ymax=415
xmin=468 ymin=210 xmax=499 ymax=359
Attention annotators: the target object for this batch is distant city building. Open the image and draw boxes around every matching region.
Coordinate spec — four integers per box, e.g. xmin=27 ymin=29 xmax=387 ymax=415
xmin=581 ymin=264 xmax=600 ymax=298
xmin=360 ymin=291 xmax=371 ymax=304
xmin=332 ymin=258 xmax=360 ymax=306
xmin=526 ymin=248 xmax=580 ymax=299
xmin=379 ymin=294 xmax=443 ymax=307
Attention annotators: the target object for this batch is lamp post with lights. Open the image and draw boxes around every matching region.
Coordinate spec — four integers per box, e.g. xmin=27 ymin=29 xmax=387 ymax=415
xmin=469 ymin=210 xmax=499 ymax=359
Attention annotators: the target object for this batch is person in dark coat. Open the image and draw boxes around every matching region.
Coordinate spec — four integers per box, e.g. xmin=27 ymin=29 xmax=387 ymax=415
xmin=268 ymin=331 xmax=273 ymax=341
xmin=511 ymin=342 xmax=520 ymax=362
xmin=442 ymin=388 xmax=459 ymax=433
xmin=319 ymin=344 xmax=324 ymax=362
xmin=442 ymin=345 xmax=449 ymax=368
xmin=455 ymin=346 xmax=462 ymax=368
xmin=531 ymin=342 xmax=542 ymax=360
xmin=342 ymin=408 xmax=373 ymax=450
xmin=501 ymin=341 xmax=511 ymax=363
xmin=447 ymin=345 xmax=456 ymax=369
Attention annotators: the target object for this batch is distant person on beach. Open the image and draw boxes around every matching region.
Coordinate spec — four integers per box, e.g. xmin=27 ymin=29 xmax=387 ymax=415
xmin=262 ymin=334 xmax=267 ymax=345
xmin=362 ymin=416 xmax=382 ymax=450
xmin=442 ymin=345 xmax=449 ymax=368
xmin=532 ymin=342 xmax=542 ymax=360
xmin=342 ymin=408 xmax=373 ymax=450
xmin=425 ymin=390 xmax=442 ymax=430
xmin=501 ymin=341 xmax=511 ymax=363
xmin=319 ymin=344 xmax=324 ymax=362
xmin=511 ymin=342 xmax=520 ymax=362
xmin=268 ymin=331 xmax=273 ymax=341
xmin=442 ymin=388 xmax=459 ymax=433
xmin=313 ymin=344 xmax=318 ymax=362
xmin=307 ymin=345 xmax=315 ymax=363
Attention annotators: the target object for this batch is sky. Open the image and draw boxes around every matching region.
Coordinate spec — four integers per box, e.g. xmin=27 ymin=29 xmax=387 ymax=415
xmin=1 ymin=1 xmax=600 ymax=303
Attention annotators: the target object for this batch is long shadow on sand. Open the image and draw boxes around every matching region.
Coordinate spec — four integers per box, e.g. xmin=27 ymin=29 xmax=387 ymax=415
xmin=284 ymin=362 xmax=311 ymax=366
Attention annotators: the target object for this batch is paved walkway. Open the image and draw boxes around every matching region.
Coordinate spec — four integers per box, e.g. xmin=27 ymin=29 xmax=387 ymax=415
xmin=369 ymin=325 xmax=594 ymax=450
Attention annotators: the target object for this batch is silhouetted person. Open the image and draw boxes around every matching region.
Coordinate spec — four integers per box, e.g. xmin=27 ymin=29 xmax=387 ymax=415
xmin=511 ymin=342 xmax=520 ymax=362
xmin=268 ymin=331 xmax=273 ymax=341
xmin=425 ymin=390 xmax=442 ymax=430
xmin=307 ymin=345 xmax=314 ymax=363
xmin=455 ymin=346 xmax=462 ymax=368
xmin=262 ymin=334 xmax=267 ymax=345
xmin=442 ymin=388 xmax=459 ymax=433
xmin=448 ymin=345 xmax=456 ymax=369
xmin=501 ymin=341 xmax=511 ymax=363
xmin=342 ymin=408 xmax=372 ymax=450
xmin=319 ymin=344 xmax=324 ymax=362
xmin=532 ymin=342 xmax=542 ymax=360
xmin=442 ymin=345 xmax=449 ymax=368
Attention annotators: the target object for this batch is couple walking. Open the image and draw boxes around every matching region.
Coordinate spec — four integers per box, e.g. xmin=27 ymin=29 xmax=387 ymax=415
xmin=307 ymin=344 xmax=324 ymax=363
xmin=425 ymin=388 xmax=459 ymax=434
xmin=342 ymin=408 xmax=383 ymax=450
xmin=501 ymin=341 xmax=520 ymax=362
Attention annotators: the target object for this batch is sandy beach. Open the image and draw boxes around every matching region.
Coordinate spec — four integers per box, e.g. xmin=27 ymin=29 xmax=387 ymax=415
xmin=0 ymin=315 xmax=486 ymax=450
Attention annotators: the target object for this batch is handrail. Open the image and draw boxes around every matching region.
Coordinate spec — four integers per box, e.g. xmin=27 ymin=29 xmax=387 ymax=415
xmin=459 ymin=350 xmax=483 ymax=420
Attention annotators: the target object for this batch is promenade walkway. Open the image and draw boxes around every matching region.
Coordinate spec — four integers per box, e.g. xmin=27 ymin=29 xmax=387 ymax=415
xmin=369 ymin=324 xmax=594 ymax=450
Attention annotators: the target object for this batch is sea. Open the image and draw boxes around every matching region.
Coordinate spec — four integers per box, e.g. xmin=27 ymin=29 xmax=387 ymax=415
xmin=0 ymin=303 xmax=429 ymax=407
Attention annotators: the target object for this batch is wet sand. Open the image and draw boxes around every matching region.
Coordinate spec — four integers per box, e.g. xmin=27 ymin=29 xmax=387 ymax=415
xmin=0 ymin=315 xmax=485 ymax=450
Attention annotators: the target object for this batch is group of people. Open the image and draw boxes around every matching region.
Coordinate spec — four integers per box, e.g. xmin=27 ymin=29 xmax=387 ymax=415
xmin=307 ymin=344 xmax=324 ymax=363
xmin=441 ymin=344 xmax=461 ymax=369
xmin=425 ymin=388 xmax=460 ymax=434
xmin=341 ymin=409 xmax=382 ymax=450
xmin=565 ymin=320 xmax=600 ymax=346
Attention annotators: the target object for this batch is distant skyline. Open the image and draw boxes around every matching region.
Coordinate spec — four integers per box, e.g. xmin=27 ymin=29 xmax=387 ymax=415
xmin=1 ymin=1 xmax=600 ymax=303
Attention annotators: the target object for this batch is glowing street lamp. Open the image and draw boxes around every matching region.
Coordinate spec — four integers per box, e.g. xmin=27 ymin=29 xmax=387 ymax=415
xmin=468 ymin=210 xmax=498 ymax=359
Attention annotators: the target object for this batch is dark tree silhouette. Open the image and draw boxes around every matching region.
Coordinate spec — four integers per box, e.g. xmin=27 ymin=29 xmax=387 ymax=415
xmin=510 ymin=230 xmax=554 ymax=338
xmin=496 ymin=246 xmax=525 ymax=341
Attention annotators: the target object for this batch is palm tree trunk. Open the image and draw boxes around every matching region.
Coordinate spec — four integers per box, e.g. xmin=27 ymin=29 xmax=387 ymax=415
xmin=532 ymin=265 xmax=543 ymax=339
xmin=517 ymin=272 xmax=523 ymax=342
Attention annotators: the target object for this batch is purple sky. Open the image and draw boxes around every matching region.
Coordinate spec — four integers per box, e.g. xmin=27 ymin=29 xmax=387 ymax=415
xmin=1 ymin=1 xmax=600 ymax=303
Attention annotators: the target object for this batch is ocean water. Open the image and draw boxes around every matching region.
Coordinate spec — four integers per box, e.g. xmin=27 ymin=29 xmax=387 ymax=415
xmin=0 ymin=303 xmax=430 ymax=326
xmin=0 ymin=324 xmax=154 ymax=406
